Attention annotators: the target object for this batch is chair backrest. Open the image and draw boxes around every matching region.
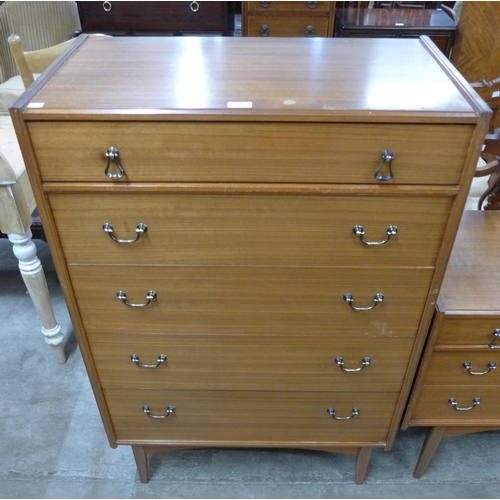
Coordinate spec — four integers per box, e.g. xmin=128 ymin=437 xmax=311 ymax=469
xmin=8 ymin=34 xmax=76 ymax=89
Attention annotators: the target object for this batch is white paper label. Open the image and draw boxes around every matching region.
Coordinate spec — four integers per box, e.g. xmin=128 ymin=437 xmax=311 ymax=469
xmin=492 ymin=91 xmax=500 ymax=99
xmin=27 ymin=102 xmax=45 ymax=108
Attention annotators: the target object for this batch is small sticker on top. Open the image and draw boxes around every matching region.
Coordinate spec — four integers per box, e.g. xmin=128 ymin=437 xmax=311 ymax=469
xmin=27 ymin=102 xmax=45 ymax=109
xmin=227 ymin=101 xmax=253 ymax=109
xmin=492 ymin=91 xmax=500 ymax=99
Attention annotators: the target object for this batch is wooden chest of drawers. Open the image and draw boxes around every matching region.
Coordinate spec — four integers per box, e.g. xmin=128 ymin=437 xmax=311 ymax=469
xmin=10 ymin=35 xmax=489 ymax=483
xmin=402 ymin=211 xmax=500 ymax=477
xmin=242 ymin=1 xmax=335 ymax=37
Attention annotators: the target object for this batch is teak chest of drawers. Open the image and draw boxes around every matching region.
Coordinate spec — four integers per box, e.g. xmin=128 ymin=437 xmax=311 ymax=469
xmin=10 ymin=35 xmax=490 ymax=483
xmin=402 ymin=211 xmax=500 ymax=477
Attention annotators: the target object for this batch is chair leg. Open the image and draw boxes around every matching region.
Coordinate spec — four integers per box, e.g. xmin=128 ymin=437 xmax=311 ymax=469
xmin=8 ymin=229 xmax=66 ymax=364
xmin=414 ymin=426 xmax=445 ymax=478
xmin=132 ymin=446 xmax=149 ymax=483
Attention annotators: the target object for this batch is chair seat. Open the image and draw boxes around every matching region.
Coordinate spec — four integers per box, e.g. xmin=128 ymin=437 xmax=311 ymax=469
xmin=0 ymin=74 xmax=40 ymax=114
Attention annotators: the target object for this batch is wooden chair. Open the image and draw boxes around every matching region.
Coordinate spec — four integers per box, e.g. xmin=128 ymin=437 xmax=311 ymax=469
xmin=8 ymin=34 xmax=77 ymax=89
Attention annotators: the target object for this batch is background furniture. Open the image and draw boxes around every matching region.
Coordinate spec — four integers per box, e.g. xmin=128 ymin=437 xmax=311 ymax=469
xmin=335 ymin=7 xmax=457 ymax=56
xmin=77 ymin=1 xmax=235 ymax=36
xmin=402 ymin=210 xmax=500 ymax=477
xmin=0 ymin=1 xmax=80 ymax=113
xmin=242 ymin=1 xmax=336 ymax=37
xmin=11 ymin=34 xmax=489 ymax=484
xmin=0 ymin=116 xmax=65 ymax=364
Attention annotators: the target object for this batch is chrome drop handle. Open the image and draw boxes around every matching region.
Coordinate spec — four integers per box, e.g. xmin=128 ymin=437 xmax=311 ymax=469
xmin=143 ymin=405 xmax=175 ymax=419
xmin=353 ymin=225 xmax=398 ymax=246
xmin=448 ymin=398 xmax=481 ymax=411
xmin=327 ymin=407 xmax=359 ymax=420
xmin=463 ymin=361 xmax=497 ymax=375
xmin=260 ymin=24 xmax=270 ymax=36
xmin=104 ymin=147 xmax=125 ymax=179
xmin=335 ymin=357 xmax=371 ymax=372
xmin=131 ymin=354 xmax=166 ymax=368
xmin=343 ymin=293 xmax=384 ymax=311
xmin=305 ymin=25 xmax=315 ymax=37
xmin=103 ymin=223 xmax=147 ymax=244
xmin=374 ymin=149 xmax=394 ymax=181
xmin=117 ymin=290 xmax=157 ymax=308
xmin=489 ymin=329 xmax=500 ymax=348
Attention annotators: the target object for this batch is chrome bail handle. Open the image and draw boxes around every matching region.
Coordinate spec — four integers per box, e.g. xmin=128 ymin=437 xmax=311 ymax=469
xmin=448 ymin=397 xmax=481 ymax=411
xmin=117 ymin=290 xmax=157 ymax=308
xmin=353 ymin=225 xmax=398 ymax=246
xmin=374 ymin=149 xmax=394 ymax=181
xmin=327 ymin=407 xmax=360 ymax=420
xmin=104 ymin=146 xmax=125 ymax=179
xmin=131 ymin=354 xmax=166 ymax=368
xmin=335 ymin=357 xmax=371 ymax=372
xmin=488 ymin=329 xmax=500 ymax=348
xmin=143 ymin=405 xmax=175 ymax=419
xmin=343 ymin=293 xmax=384 ymax=311
xmin=463 ymin=361 xmax=497 ymax=376
xmin=103 ymin=223 xmax=147 ymax=244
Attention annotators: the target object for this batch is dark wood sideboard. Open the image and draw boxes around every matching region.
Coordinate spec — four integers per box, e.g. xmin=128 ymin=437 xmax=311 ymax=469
xmin=335 ymin=7 xmax=457 ymax=57
xmin=77 ymin=1 xmax=235 ymax=36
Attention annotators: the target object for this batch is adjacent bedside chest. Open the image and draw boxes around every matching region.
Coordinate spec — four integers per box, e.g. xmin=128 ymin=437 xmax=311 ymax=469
xmin=403 ymin=211 xmax=500 ymax=478
xmin=10 ymin=35 xmax=490 ymax=484
xmin=335 ymin=7 xmax=457 ymax=57
xmin=242 ymin=1 xmax=335 ymax=37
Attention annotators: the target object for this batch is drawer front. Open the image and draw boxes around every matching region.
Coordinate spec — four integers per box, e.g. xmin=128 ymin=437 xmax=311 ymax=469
xmin=29 ymin=122 xmax=473 ymax=184
xmin=411 ymin=385 xmax=500 ymax=424
xmin=49 ymin=193 xmax=451 ymax=267
xmin=89 ymin=333 xmax=414 ymax=391
xmin=423 ymin=351 xmax=500 ymax=386
xmin=247 ymin=17 xmax=329 ymax=37
xmin=436 ymin=317 xmax=500 ymax=348
xmin=105 ymin=389 xmax=398 ymax=444
xmin=247 ymin=2 xmax=332 ymax=12
xmin=69 ymin=265 xmax=433 ymax=336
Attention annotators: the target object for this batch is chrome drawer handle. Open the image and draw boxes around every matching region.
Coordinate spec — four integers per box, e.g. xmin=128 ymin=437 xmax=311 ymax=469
xmin=260 ymin=24 xmax=270 ymax=36
xmin=104 ymin=147 xmax=125 ymax=179
xmin=343 ymin=293 xmax=384 ymax=311
xmin=143 ymin=405 xmax=175 ymax=419
xmin=308 ymin=1 xmax=318 ymax=8
xmin=327 ymin=407 xmax=360 ymax=420
xmin=448 ymin=397 xmax=481 ymax=411
xmin=305 ymin=25 xmax=315 ymax=37
xmin=190 ymin=1 xmax=199 ymax=12
xmin=353 ymin=225 xmax=398 ymax=246
xmin=103 ymin=223 xmax=147 ymax=244
xmin=260 ymin=1 xmax=270 ymax=6
xmin=131 ymin=354 xmax=166 ymax=368
xmin=374 ymin=149 xmax=394 ymax=181
xmin=463 ymin=361 xmax=497 ymax=375
xmin=489 ymin=329 xmax=500 ymax=349
xmin=117 ymin=290 xmax=157 ymax=307
xmin=102 ymin=1 xmax=112 ymax=12
xmin=335 ymin=356 xmax=371 ymax=372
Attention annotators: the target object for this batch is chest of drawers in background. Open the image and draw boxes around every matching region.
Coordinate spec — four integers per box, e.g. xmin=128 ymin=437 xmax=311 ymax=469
xmin=402 ymin=211 xmax=500 ymax=478
xmin=242 ymin=1 xmax=335 ymax=37
xmin=10 ymin=35 xmax=489 ymax=483
xmin=77 ymin=1 xmax=235 ymax=36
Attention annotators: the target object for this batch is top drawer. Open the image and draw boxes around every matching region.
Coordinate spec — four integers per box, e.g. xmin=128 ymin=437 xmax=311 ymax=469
xmin=247 ymin=2 xmax=332 ymax=12
xmin=28 ymin=122 xmax=473 ymax=184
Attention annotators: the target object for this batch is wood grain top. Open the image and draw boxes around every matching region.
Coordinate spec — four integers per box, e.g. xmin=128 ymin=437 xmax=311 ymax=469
xmin=16 ymin=35 xmax=482 ymax=120
xmin=440 ymin=211 xmax=500 ymax=313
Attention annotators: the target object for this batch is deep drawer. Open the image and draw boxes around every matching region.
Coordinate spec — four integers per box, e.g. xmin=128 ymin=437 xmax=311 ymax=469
xmin=423 ymin=351 xmax=500 ymax=386
xmin=89 ymin=333 xmax=414 ymax=391
xmin=435 ymin=317 xmax=500 ymax=348
xmin=410 ymin=385 xmax=500 ymax=425
xmin=29 ymin=122 xmax=473 ymax=184
xmin=105 ymin=388 xmax=398 ymax=444
xmin=69 ymin=265 xmax=433 ymax=337
xmin=247 ymin=17 xmax=329 ymax=37
xmin=49 ymin=193 xmax=452 ymax=267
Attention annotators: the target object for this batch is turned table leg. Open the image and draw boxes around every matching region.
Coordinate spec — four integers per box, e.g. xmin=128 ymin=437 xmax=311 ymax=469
xmin=8 ymin=229 xmax=66 ymax=364
xmin=414 ymin=426 xmax=445 ymax=478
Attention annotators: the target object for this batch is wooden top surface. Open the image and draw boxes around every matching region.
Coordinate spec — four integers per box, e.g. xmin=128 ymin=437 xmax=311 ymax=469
xmin=440 ymin=211 xmax=500 ymax=313
xmin=338 ymin=8 xmax=457 ymax=29
xmin=17 ymin=35 xmax=480 ymax=121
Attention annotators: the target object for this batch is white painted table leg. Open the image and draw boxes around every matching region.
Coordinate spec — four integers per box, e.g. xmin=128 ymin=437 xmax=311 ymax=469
xmin=8 ymin=229 xmax=66 ymax=364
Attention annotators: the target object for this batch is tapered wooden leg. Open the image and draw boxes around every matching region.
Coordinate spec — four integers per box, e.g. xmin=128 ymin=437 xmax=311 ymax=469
xmin=355 ymin=447 xmax=371 ymax=484
xmin=414 ymin=426 xmax=445 ymax=478
xmin=132 ymin=445 xmax=149 ymax=483
xmin=8 ymin=229 xmax=66 ymax=364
